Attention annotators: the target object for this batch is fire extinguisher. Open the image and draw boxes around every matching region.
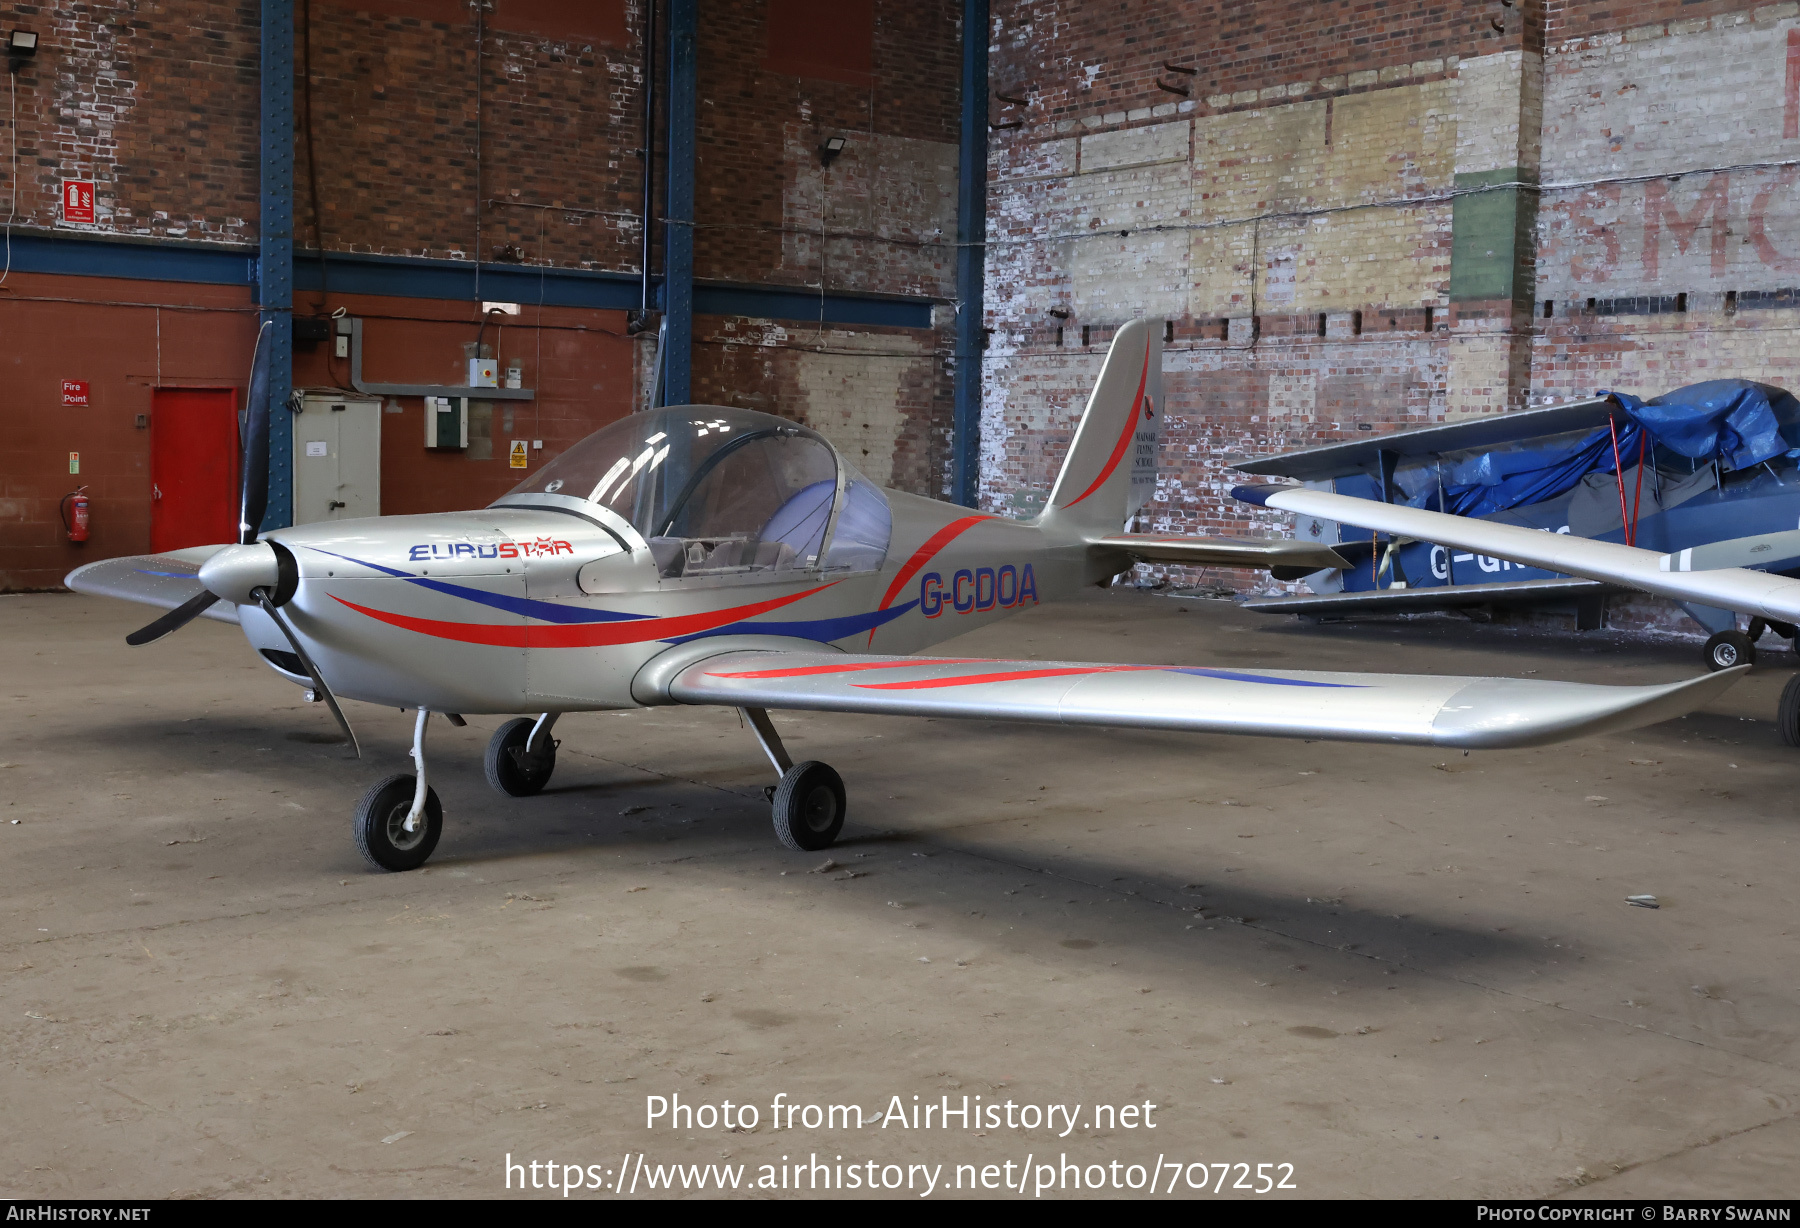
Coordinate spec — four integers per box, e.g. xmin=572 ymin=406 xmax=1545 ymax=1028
xmin=61 ymin=486 xmax=91 ymax=543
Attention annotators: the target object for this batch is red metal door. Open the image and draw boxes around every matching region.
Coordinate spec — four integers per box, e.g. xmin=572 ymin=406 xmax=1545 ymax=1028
xmin=150 ymin=387 xmax=239 ymax=553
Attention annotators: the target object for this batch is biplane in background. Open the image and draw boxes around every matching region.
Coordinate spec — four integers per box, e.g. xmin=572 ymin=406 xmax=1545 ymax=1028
xmin=1232 ymin=381 xmax=1800 ymax=672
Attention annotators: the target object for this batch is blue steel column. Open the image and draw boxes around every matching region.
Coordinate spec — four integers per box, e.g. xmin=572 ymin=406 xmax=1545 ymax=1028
xmin=259 ymin=0 xmax=295 ymax=529
xmin=951 ymin=0 xmax=988 ymax=508
xmin=662 ymin=0 xmax=696 ymax=406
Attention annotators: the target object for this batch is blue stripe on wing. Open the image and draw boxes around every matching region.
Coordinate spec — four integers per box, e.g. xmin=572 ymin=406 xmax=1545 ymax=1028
xmin=1164 ymin=667 xmax=1366 ymax=688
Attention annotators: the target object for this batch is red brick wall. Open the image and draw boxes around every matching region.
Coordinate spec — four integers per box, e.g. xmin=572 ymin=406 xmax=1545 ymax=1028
xmin=0 ymin=272 xmax=259 ymax=590
xmin=0 ymin=0 xmax=958 ymax=588
xmin=991 ymin=0 xmax=1520 ymax=132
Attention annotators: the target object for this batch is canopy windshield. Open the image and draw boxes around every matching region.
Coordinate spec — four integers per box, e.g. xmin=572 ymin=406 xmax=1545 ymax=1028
xmin=501 ymin=406 xmax=889 ymax=578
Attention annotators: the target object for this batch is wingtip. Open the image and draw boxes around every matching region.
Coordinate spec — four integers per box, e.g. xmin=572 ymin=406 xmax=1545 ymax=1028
xmin=1230 ymin=483 xmax=1283 ymax=507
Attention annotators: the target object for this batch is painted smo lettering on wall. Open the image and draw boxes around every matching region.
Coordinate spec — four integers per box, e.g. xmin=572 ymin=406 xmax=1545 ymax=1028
xmin=920 ymin=565 xmax=1039 ymax=618
xmin=1550 ymin=171 xmax=1800 ymax=286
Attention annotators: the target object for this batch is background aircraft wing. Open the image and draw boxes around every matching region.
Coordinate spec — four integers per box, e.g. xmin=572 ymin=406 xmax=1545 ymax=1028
xmin=658 ymin=649 xmax=1741 ymax=750
xmin=1091 ymin=533 xmax=1347 ymax=577
xmin=1235 ymin=483 xmax=1800 ymax=624
xmin=65 ymin=549 xmax=241 ymax=625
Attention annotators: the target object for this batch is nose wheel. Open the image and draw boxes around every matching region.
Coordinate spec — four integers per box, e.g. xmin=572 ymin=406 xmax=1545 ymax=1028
xmin=353 ymin=773 xmax=442 ymax=871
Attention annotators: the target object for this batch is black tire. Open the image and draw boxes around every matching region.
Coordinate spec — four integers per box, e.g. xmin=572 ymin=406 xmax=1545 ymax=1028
xmin=1780 ymin=675 xmax=1800 ymax=748
xmin=1749 ymin=618 xmax=1768 ymax=642
xmin=771 ymin=761 xmax=845 ymax=852
xmin=353 ymin=772 xmax=443 ymax=872
xmin=484 ymin=717 xmax=556 ymax=797
xmin=1704 ymin=629 xmax=1755 ymax=672
xmin=1771 ymin=620 xmax=1799 ymax=641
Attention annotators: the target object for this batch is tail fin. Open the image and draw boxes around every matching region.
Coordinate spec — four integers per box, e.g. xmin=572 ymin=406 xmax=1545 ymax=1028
xmin=1037 ymin=316 xmax=1163 ymax=536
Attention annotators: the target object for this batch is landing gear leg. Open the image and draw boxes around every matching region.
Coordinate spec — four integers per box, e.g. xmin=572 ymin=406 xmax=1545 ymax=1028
xmin=741 ymin=707 xmax=845 ymax=852
xmin=353 ymin=708 xmax=443 ymax=872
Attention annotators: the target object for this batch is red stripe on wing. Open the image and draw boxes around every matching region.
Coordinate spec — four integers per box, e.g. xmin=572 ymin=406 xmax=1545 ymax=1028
xmin=1059 ymin=344 xmax=1150 ymax=509
xmin=852 ymin=664 xmax=1159 ymax=690
xmin=333 ymin=583 xmax=834 ymax=648
xmin=707 ymin=657 xmax=986 ymax=679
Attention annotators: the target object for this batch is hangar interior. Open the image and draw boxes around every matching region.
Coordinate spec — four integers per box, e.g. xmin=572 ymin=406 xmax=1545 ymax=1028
xmin=4 ymin=0 xmax=1800 ymax=1203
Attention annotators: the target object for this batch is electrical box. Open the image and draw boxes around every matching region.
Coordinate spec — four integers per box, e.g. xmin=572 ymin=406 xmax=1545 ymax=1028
xmin=293 ymin=392 xmax=382 ymax=525
xmin=425 ymin=396 xmax=469 ymax=449
xmin=467 ymin=358 xmax=498 ymax=388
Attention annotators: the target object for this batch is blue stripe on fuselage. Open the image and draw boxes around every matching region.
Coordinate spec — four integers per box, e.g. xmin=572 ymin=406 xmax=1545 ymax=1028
xmin=665 ymin=600 xmax=922 ymax=646
xmin=301 ymin=546 xmax=650 ymax=625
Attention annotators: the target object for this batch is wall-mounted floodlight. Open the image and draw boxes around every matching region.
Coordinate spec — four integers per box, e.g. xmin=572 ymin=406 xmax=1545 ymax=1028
xmin=1048 ymin=307 xmax=1071 ymax=320
xmin=818 ymin=136 xmax=847 ymax=168
xmin=7 ymin=28 xmax=38 ymax=71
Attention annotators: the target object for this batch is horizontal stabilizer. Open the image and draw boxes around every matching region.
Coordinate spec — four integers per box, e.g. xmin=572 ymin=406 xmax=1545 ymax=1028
xmin=1242 ymin=577 xmax=1619 ymax=617
xmin=1234 ymin=483 xmax=1800 ymax=624
xmin=659 ymin=648 xmax=1742 ymax=750
xmin=1664 ymin=528 xmax=1800 ymax=574
xmin=1091 ymin=533 xmax=1347 ymax=574
xmin=65 ymin=549 xmax=241 ymax=626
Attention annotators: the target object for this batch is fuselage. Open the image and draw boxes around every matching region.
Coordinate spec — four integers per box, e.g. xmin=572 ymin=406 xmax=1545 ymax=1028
xmin=239 ymin=489 xmax=1110 ymax=714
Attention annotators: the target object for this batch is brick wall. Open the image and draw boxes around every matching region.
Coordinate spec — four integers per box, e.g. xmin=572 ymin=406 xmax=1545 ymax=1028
xmin=980 ymin=0 xmax=1800 ymax=624
xmin=0 ymin=0 xmax=959 ymax=587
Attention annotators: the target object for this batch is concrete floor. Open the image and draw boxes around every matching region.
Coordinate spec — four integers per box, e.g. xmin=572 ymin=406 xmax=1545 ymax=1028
xmin=3 ymin=588 xmax=1798 ymax=1199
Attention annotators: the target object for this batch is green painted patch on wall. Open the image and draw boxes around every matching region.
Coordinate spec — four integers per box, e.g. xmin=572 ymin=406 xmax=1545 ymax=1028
xmin=1450 ymin=168 xmax=1538 ymax=305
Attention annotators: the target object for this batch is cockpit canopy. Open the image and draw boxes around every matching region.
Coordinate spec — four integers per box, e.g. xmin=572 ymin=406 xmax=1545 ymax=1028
xmin=495 ymin=406 xmax=891 ymax=579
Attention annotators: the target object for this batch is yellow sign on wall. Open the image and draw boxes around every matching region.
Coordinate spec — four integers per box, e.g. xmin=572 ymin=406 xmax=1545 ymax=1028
xmin=508 ymin=440 xmax=528 ymax=469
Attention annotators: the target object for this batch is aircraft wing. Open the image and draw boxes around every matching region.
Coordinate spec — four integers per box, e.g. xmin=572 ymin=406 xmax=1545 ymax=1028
xmin=656 ymin=649 xmax=1741 ymax=750
xmin=65 ymin=548 xmax=240 ymax=625
xmin=1234 ymin=484 xmax=1800 ymax=624
xmin=1091 ymin=533 xmax=1347 ymax=576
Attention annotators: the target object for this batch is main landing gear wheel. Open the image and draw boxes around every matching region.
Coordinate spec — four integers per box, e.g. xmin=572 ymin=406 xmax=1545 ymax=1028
xmin=353 ymin=773 xmax=442 ymax=872
xmin=485 ymin=717 xmax=557 ymax=797
xmin=771 ymin=761 xmax=846 ymax=852
xmin=1704 ymin=629 xmax=1755 ymax=672
xmin=1780 ymin=676 xmax=1800 ymax=748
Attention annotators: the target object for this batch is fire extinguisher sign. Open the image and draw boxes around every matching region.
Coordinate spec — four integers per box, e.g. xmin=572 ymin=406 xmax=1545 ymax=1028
xmin=62 ymin=180 xmax=96 ymax=224
xmin=61 ymin=380 xmax=89 ymax=406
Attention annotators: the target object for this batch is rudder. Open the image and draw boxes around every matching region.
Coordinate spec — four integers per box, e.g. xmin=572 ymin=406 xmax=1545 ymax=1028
xmin=1037 ymin=317 xmax=1163 ymax=536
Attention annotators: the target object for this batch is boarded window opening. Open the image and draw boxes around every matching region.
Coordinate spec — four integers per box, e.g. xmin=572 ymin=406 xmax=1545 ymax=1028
xmin=763 ymin=0 xmax=875 ymax=87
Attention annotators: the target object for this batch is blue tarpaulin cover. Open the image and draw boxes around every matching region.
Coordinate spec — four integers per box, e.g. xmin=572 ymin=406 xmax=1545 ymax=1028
xmin=1403 ymin=380 xmax=1795 ymax=518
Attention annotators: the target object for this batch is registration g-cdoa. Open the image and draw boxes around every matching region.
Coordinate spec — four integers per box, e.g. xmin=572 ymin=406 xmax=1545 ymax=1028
xmin=647 ymin=1092 xmax=1158 ymax=1134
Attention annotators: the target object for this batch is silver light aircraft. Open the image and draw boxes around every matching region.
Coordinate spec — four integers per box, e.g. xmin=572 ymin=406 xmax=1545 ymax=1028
xmin=70 ymin=320 xmax=1742 ymax=872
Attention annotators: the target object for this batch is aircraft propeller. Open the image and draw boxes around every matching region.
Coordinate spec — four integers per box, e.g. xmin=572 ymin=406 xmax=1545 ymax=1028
xmin=123 ymin=319 xmax=360 ymax=756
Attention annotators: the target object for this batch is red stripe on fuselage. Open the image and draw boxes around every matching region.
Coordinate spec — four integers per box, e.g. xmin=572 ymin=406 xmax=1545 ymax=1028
xmin=1059 ymin=344 xmax=1150 ymax=510
xmin=333 ymin=583 xmax=835 ymax=648
xmin=866 ymin=513 xmax=993 ymax=645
